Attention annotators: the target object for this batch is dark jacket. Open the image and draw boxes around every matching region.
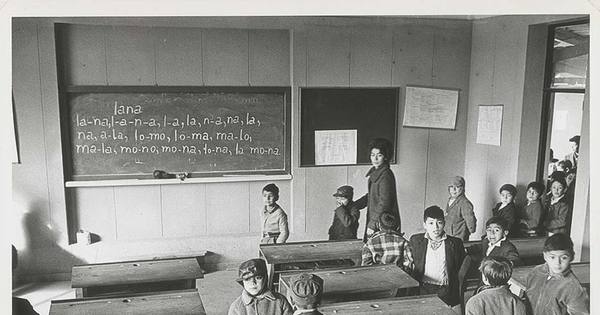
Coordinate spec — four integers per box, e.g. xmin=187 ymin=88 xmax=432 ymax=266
xmin=467 ymin=238 xmax=521 ymax=266
xmin=328 ymin=201 xmax=360 ymax=240
xmin=492 ymin=202 xmax=519 ymax=236
xmin=543 ymin=196 xmax=572 ymax=235
xmin=356 ymin=164 xmax=400 ymax=240
xmin=409 ymin=233 xmax=465 ymax=306
xmin=444 ymin=194 xmax=476 ymax=241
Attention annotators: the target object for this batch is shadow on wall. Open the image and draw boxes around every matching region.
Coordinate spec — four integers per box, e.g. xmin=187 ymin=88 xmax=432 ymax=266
xmin=14 ymin=203 xmax=86 ymax=284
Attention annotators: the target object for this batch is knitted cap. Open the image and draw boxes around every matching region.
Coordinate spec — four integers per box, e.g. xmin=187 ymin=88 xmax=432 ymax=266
xmin=499 ymin=184 xmax=517 ymax=196
xmin=333 ymin=185 xmax=353 ymax=199
xmin=289 ymin=273 xmax=324 ymax=307
xmin=448 ymin=176 xmax=465 ymax=187
xmin=236 ymin=259 xmax=267 ymax=285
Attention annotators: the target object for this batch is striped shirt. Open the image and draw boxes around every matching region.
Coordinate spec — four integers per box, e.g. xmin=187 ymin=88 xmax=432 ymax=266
xmin=361 ymin=230 xmax=413 ymax=271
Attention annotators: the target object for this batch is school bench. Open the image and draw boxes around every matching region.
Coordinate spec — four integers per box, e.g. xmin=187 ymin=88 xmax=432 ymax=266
xmin=71 ymin=256 xmax=204 ymax=298
xmin=259 ymin=239 xmax=363 ymax=287
xmin=508 ymin=261 xmax=589 ymax=297
xmin=318 ymin=294 xmax=458 ymax=315
xmin=279 ymin=265 xmax=419 ymax=305
xmin=49 ymin=289 xmax=206 ymax=315
xmin=463 ymin=236 xmax=547 ymax=266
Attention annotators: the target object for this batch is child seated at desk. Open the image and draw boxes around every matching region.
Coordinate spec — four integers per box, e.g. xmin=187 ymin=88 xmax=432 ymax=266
xmin=409 ymin=206 xmax=465 ymax=307
xmin=288 ymin=273 xmax=324 ymax=315
xmin=524 ymin=233 xmax=589 ymax=314
xmin=261 ymin=183 xmax=289 ymax=244
xmin=465 ymin=256 xmax=526 ymax=315
xmin=491 ymin=184 xmax=519 ymax=236
xmin=519 ymin=181 xmax=545 ymax=236
xmin=361 ymin=212 xmax=413 ymax=272
xmin=228 ymin=258 xmax=293 ymax=315
xmin=467 ymin=216 xmax=520 ymax=268
xmin=328 ymin=185 xmax=361 ymax=240
xmin=543 ymin=177 xmax=572 ymax=236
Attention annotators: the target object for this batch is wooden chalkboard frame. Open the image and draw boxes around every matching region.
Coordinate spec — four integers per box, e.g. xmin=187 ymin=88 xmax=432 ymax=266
xmin=59 ymin=85 xmax=291 ymax=183
xmin=299 ymin=87 xmax=399 ymax=167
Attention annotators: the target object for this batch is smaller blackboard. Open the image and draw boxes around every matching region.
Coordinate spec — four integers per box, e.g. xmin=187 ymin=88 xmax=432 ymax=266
xmin=300 ymin=87 xmax=399 ymax=167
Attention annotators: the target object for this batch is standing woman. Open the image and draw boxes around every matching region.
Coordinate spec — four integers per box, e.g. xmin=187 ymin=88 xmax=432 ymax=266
xmin=355 ymin=138 xmax=401 ymax=241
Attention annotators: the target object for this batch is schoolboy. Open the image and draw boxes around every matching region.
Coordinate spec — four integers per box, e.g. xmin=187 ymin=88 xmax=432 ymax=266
xmin=409 ymin=206 xmax=465 ymax=307
xmin=288 ymin=273 xmax=324 ymax=315
xmin=467 ymin=217 xmax=520 ymax=277
xmin=565 ymin=135 xmax=579 ymax=170
xmin=465 ymin=256 xmax=526 ymax=315
xmin=328 ymin=185 xmax=361 ymax=240
xmin=228 ymin=258 xmax=293 ymax=315
xmin=543 ymin=178 xmax=571 ymax=236
xmin=519 ymin=181 xmax=545 ymax=235
xmin=524 ymin=233 xmax=589 ymax=314
xmin=261 ymin=183 xmax=289 ymax=244
xmin=444 ymin=176 xmax=476 ymax=241
xmin=491 ymin=184 xmax=518 ymax=236
xmin=362 ymin=212 xmax=413 ymax=271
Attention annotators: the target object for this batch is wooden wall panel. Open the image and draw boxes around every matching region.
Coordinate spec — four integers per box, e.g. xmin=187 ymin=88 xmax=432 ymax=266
xmin=249 ymin=29 xmax=290 ymax=86
xmin=202 ymin=29 xmax=249 ymax=85
xmin=155 ymin=27 xmax=203 ymax=85
xmin=105 ymin=26 xmax=156 ymax=85
xmin=291 ymin=31 xmax=307 ymax=237
xmin=161 ymin=184 xmax=207 ymax=237
xmin=114 ymin=186 xmax=162 ymax=240
xmin=205 ymin=182 xmax=250 ymax=234
xmin=72 ymin=187 xmax=117 ymax=241
xmin=306 ymin=29 xmax=350 ymax=86
xmin=60 ymin=24 xmax=107 ymax=85
xmin=350 ymin=27 xmax=393 ymax=86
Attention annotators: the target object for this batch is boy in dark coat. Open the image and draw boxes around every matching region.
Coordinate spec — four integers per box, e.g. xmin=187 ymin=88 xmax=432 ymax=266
xmin=467 ymin=216 xmax=520 ymax=267
xmin=328 ymin=185 xmax=360 ymax=240
xmin=491 ymin=184 xmax=519 ymax=236
xmin=409 ymin=206 xmax=465 ymax=307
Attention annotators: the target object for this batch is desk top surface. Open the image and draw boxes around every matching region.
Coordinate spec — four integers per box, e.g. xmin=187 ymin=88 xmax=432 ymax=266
xmin=318 ymin=294 xmax=456 ymax=315
xmin=49 ymin=289 xmax=206 ymax=315
xmin=71 ymin=257 xmax=203 ymax=288
xmin=260 ymin=239 xmax=363 ymax=264
xmin=509 ymin=262 xmax=590 ymax=289
xmin=280 ymin=265 xmax=419 ymax=293
xmin=464 ymin=236 xmax=546 ymax=255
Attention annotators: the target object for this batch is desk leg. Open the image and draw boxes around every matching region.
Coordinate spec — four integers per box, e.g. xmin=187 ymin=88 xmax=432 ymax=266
xmin=75 ymin=288 xmax=84 ymax=298
xmin=185 ymin=279 xmax=196 ymax=289
xmin=266 ymin=263 xmax=275 ymax=290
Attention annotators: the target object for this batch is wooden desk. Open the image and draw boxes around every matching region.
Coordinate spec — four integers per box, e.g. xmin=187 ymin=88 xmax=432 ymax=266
xmin=508 ymin=262 xmax=590 ymax=296
xmin=71 ymin=257 xmax=203 ymax=298
xmin=50 ymin=289 xmax=206 ymax=315
xmin=279 ymin=265 xmax=419 ymax=305
xmin=318 ymin=294 xmax=457 ymax=315
xmin=259 ymin=239 xmax=363 ymax=286
xmin=464 ymin=236 xmax=546 ymax=257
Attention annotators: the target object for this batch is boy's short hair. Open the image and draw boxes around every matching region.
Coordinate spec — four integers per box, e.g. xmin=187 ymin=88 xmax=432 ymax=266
xmin=262 ymin=183 xmax=279 ymax=198
xmin=378 ymin=212 xmax=398 ymax=230
xmin=550 ymin=177 xmax=567 ymax=189
xmin=499 ymin=183 xmax=517 ymax=196
xmin=526 ymin=181 xmax=545 ymax=195
xmin=368 ymin=138 xmax=393 ymax=161
xmin=543 ymin=233 xmax=575 ymax=258
xmin=569 ymin=135 xmax=580 ymax=145
xmin=485 ymin=216 xmax=509 ymax=231
xmin=423 ymin=205 xmax=444 ymax=222
xmin=549 ymin=171 xmax=566 ymax=181
xmin=448 ymin=176 xmax=465 ymax=188
xmin=478 ymin=256 xmax=513 ymax=286
xmin=558 ymin=160 xmax=572 ymax=170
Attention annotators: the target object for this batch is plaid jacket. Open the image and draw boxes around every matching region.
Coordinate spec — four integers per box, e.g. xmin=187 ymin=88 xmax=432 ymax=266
xmin=361 ymin=230 xmax=413 ymax=271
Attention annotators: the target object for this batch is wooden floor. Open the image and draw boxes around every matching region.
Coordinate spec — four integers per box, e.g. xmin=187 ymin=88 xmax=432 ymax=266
xmin=14 ymin=269 xmax=241 ymax=315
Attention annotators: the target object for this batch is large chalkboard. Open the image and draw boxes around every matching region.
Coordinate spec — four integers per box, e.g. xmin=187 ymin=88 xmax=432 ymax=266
xmin=62 ymin=86 xmax=290 ymax=180
xmin=300 ymin=87 xmax=399 ymax=166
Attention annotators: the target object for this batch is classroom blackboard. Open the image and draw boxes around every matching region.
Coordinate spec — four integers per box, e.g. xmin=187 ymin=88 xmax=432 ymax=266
xmin=62 ymin=86 xmax=291 ymax=181
xmin=300 ymin=87 xmax=399 ymax=166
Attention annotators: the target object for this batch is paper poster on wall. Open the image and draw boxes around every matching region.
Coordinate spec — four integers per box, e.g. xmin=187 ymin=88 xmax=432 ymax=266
xmin=314 ymin=129 xmax=357 ymax=165
xmin=476 ymin=105 xmax=504 ymax=146
xmin=403 ymin=86 xmax=459 ymax=130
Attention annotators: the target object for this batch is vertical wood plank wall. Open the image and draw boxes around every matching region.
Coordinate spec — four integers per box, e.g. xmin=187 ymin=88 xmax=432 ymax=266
xmin=13 ymin=15 xmax=585 ymax=279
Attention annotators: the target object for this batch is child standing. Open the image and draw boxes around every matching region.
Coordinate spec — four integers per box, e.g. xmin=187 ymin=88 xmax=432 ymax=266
xmin=543 ymin=178 xmax=572 ymax=236
xmin=467 ymin=217 xmax=520 ymax=271
xmin=261 ymin=183 xmax=289 ymax=244
xmin=524 ymin=233 xmax=589 ymax=314
xmin=228 ymin=258 xmax=293 ymax=315
xmin=328 ymin=185 xmax=361 ymax=240
xmin=465 ymin=256 xmax=526 ymax=315
xmin=362 ymin=212 xmax=413 ymax=271
xmin=409 ymin=206 xmax=465 ymax=307
xmin=444 ymin=176 xmax=476 ymax=241
xmin=288 ymin=273 xmax=324 ymax=315
xmin=491 ymin=184 xmax=518 ymax=236
xmin=519 ymin=181 xmax=545 ymax=236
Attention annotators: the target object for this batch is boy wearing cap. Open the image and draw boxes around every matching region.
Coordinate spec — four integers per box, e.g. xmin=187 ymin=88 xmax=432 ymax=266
xmin=228 ymin=258 xmax=293 ymax=315
xmin=288 ymin=273 xmax=324 ymax=315
xmin=444 ymin=176 xmax=476 ymax=241
xmin=328 ymin=185 xmax=361 ymax=240
xmin=565 ymin=135 xmax=579 ymax=170
xmin=362 ymin=212 xmax=413 ymax=271
xmin=491 ymin=184 xmax=518 ymax=236
xmin=261 ymin=183 xmax=289 ymax=244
